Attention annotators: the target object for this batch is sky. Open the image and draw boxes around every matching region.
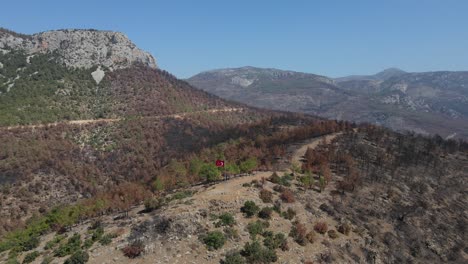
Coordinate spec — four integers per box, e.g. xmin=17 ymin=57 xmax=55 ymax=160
xmin=1 ymin=0 xmax=467 ymax=78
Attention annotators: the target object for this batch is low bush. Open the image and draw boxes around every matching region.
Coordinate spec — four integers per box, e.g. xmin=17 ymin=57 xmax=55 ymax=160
xmin=241 ymin=201 xmax=259 ymax=218
xmin=83 ymin=238 xmax=94 ymax=249
xmin=202 ymin=231 xmax=226 ymax=250
xmin=247 ymin=220 xmax=269 ymax=238
xmin=170 ymin=190 xmax=193 ymax=201
xmin=259 ymin=189 xmax=273 ymax=203
xmin=122 ymin=241 xmax=144 ymax=259
xmin=280 ymin=189 xmax=295 ymax=203
xmin=289 ymin=221 xmax=308 ymax=246
xmin=221 ymin=251 xmax=246 ymax=264
xmin=241 ymin=240 xmax=277 ymax=263
xmin=22 ymin=251 xmax=40 ymax=264
xmin=54 ymin=233 xmax=81 ymax=257
xmin=64 ymin=250 xmax=89 ymax=264
xmin=314 ymin=221 xmax=328 ymax=234
xmin=216 ymin=213 xmax=236 ymax=227
xmin=91 ymin=226 xmax=104 ymax=241
xmin=99 ymin=233 xmax=115 ymax=245
xmin=281 ymin=207 xmax=296 ymax=220
xmin=263 ymin=232 xmax=287 ymax=250
xmin=258 ymin=207 xmax=273 ymax=220
xmin=17 ymin=235 xmax=40 ymax=252
xmin=337 ymin=223 xmax=351 ymax=235
xmin=269 ymin=172 xmax=281 ymax=184
xmin=144 ymin=197 xmax=164 ymax=212
xmin=44 ymin=234 xmax=66 ymax=250
xmin=223 ymin=227 xmax=240 ymax=241
xmin=328 ymin=229 xmax=339 ymax=239
xmin=306 ymin=231 xmax=316 ymax=243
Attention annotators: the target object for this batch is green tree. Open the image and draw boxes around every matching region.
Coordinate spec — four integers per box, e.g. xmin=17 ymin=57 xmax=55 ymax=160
xmin=225 ymin=163 xmax=240 ymax=175
xmin=300 ymin=170 xmax=313 ymax=189
xmin=199 ymin=163 xmax=221 ymax=182
xmin=240 ymin=158 xmax=257 ymax=174
xmin=152 ymin=178 xmax=165 ymax=193
xmin=241 ymin=201 xmax=260 ymax=218
xmin=202 ymin=231 xmax=226 ymax=250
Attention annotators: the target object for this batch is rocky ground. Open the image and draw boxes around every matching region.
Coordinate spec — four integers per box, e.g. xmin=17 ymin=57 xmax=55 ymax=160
xmin=1 ymin=132 xmax=466 ymax=264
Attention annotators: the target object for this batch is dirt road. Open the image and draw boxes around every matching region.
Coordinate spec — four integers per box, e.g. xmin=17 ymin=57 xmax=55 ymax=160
xmin=291 ymin=132 xmax=342 ymax=166
xmin=3 ymin=107 xmax=245 ymax=130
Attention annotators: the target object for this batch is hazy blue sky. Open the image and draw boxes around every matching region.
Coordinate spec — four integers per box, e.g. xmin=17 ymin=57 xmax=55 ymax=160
xmin=2 ymin=0 xmax=467 ymax=78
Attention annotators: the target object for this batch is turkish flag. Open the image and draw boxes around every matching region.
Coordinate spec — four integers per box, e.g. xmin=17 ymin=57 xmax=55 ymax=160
xmin=215 ymin=160 xmax=225 ymax=167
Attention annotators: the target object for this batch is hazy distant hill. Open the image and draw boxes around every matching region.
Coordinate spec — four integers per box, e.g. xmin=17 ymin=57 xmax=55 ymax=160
xmin=187 ymin=66 xmax=351 ymax=115
xmin=188 ymin=67 xmax=468 ymax=139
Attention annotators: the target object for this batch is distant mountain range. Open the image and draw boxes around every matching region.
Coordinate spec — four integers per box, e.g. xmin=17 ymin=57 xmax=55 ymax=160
xmin=188 ymin=66 xmax=468 ymax=139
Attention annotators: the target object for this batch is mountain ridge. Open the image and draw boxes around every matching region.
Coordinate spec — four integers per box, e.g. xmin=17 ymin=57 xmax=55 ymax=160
xmin=0 ymin=27 xmax=157 ymax=69
xmin=188 ymin=66 xmax=468 ymax=139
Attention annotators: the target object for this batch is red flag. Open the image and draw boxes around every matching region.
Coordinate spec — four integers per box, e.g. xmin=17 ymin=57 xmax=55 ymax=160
xmin=215 ymin=159 xmax=225 ymax=167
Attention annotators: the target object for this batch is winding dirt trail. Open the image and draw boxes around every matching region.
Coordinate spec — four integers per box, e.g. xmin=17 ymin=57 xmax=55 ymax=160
xmin=194 ymin=132 xmax=342 ymax=205
xmin=291 ymin=132 xmax=342 ymax=166
xmin=2 ymin=107 xmax=245 ymax=130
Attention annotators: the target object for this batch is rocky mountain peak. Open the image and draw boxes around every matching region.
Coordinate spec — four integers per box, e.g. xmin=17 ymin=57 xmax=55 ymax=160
xmin=0 ymin=28 xmax=157 ymax=70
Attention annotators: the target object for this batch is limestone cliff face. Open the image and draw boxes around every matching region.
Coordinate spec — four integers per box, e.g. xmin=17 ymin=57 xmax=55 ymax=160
xmin=0 ymin=29 xmax=157 ymax=69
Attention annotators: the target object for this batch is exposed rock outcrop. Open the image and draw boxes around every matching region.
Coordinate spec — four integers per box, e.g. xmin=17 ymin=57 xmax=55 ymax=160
xmin=0 ymin=28 xmax=157 ymax=69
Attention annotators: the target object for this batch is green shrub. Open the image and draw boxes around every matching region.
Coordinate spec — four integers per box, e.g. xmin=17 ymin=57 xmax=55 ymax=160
xmin=221 ymin=251 xmax=245 ymax=264
xmin=91 ymin=226 xmax=104 ymax=241
xmin=99 ymin=234 xmax=114 ymax=245
xmin=202 ymin=231 xmax=226 ymax=250
xmin=241 ymin=240 xmax=277 ymax=263
xmin=240 ymin=201 xmax=259 ymax=218
xmin=22 ymin=251 xmax=40 ymax=264
xmin=54 ymin=233 xmax=81 ymax=257
xmin=64 ymin=250 xmax=89 ymax=264
xmin=19 ymin=236 xmax=40 ymax=252
xmin=258 ymin=207 xmax=273 ymax=220
xmin=263 ymin=232 xmax=287 ymax=250
xmin=215 ymin=213 xmax=236 ymax=227
xmin=269 ymin=172 xmax=280 ymax=184
xmin=270 ymin=173 xmax=292 ymax=187
xmin=247 ymin=220 xmax=269 ymax=239
xmin=44 ymin=234 xmax=66 ymax=250
xmin=259 ymin=189 xmax=273 ymax=203
xmin=83 ymin=238 xmax=94 ymax=249
xmin=239 ymin=157 xmax=257 ymax=174
xmin=200 ymin=163 xmax=221 ymax=182
xmin=170 ymin=190 xmax=193 ymax=200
